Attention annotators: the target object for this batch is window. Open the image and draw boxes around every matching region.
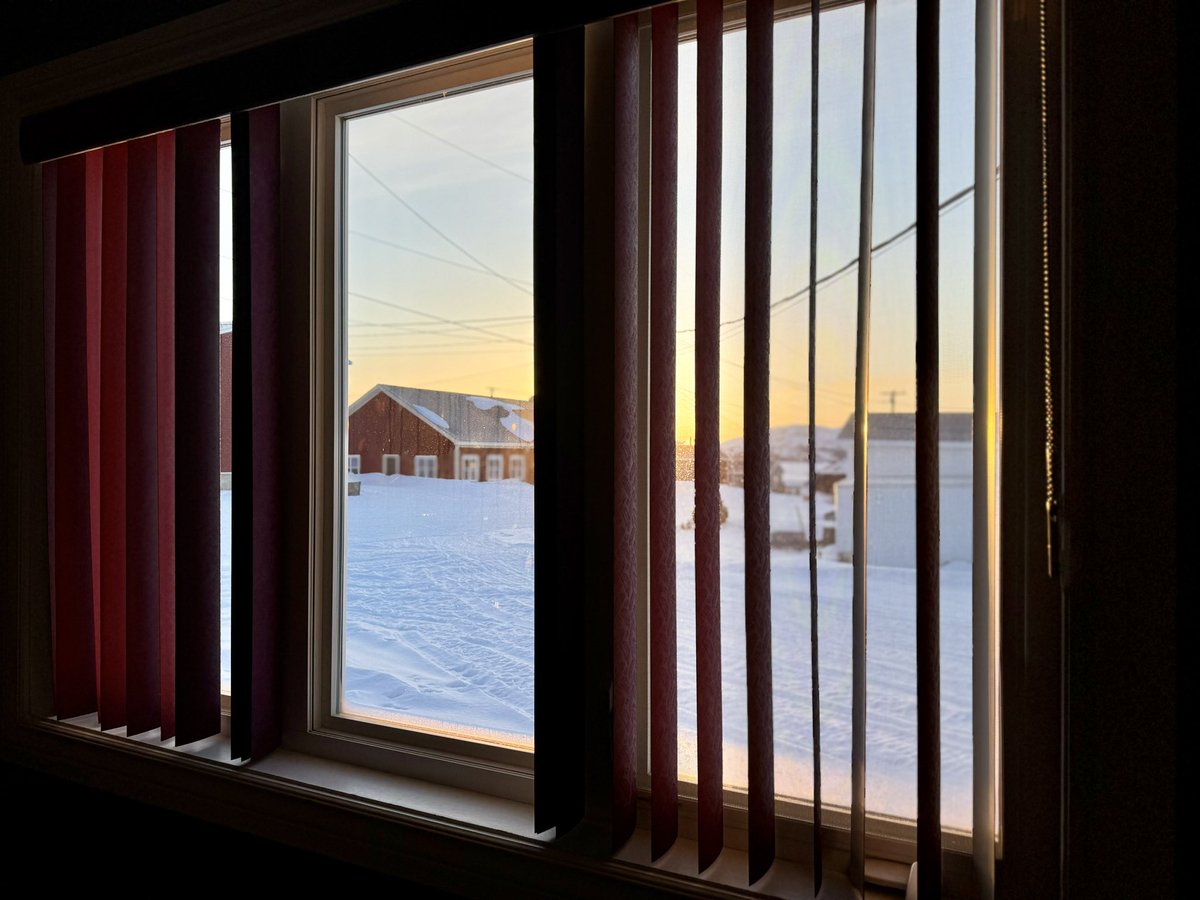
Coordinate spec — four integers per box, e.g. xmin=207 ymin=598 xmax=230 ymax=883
xmin=347 ymin=453 xmax=361 ymax=475
xmin=14 ymin=0 xmax=1049 ymax=894
xmin=460 ymin=454 xmax=481 ymax=482
xmin=485 ymin=453 xmax=503 ymax=482
xmin=508 ymin=454 xmax=526 ymax=482
xmin=315 ymin=41 xmax=536 ymax=773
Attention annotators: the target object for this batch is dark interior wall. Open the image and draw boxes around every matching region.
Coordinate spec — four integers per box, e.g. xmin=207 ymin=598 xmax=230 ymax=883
xmin=0 ymin=1 xmax=228 ymax=77
xmin=1061 ymin=0 xmax=1179 ymax=895
xmin=0 ymin=762 xmax=461 ymax=895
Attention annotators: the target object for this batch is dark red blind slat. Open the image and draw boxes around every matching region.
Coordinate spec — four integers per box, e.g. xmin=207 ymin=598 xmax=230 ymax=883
xmin=51 ymin=153 xmax=99 ymax=719
xmin=85 ymin=150 xmax=104 ymax=695
xmin=744 ymin=0 xmax=776 ymax=883
xmin=612 ymin=10 xmax=641 ymax=852
xmin=649 ymin=2 xmax=679 ymax=863
xmin=916 ymin=0 xmax=942 ymax=896
xmin=125 ymin=135 xmax=162 ymax=737
xmin=174 ymin=120 xmax=222 ymax=747
xmin=694 ymin=0 xmax=724 ymax=875
xmin=99 ymin=143 xmax=129 ymax=729
xmin=42 ymin=162 xmax=57 ymax=695
xmin=156 ymin=132 xmax=178 ymax=740
xmin=232 ymin=105 xmax=283 ymax=760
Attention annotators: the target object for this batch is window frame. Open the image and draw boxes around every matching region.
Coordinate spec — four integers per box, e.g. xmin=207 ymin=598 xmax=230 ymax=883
xmin=305 ymin=39 xmax=536 ymax=802
xmin=413 ymin=454 xmax=438 ymax=478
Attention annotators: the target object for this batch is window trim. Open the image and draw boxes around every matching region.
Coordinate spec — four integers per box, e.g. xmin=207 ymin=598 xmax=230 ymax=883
xmin=346 ymin=452 xmax=361 ymax=475
xmin=306 ymin=40 xmax=536 ymax=802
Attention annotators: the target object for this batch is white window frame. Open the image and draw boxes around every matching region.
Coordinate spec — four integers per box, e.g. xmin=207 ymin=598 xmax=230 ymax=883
xmin=459 ymin=453 xmax=481 ymax=482
xmin=308 ymin=40 xmax=535 ymax=800
xmin=347 ymin=453 xmax=361 ymax=475
xmin=381 ymin=453 xmax=400 ymax=476
xmin=485 ymin=453 xmax=503 ymax=482
xmin=508 ymin=454 xmax=526 ymax=482
xmin=413 ymin=454 xmax=438 ymax=478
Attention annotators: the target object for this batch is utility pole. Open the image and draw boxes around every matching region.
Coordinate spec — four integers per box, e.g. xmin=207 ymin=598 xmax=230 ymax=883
xmin=881 ymin=389 xmax=906 ymax=413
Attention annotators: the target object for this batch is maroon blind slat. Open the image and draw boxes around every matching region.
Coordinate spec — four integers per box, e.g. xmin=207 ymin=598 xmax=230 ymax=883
xmin=694 ymin=0 xmax=724 ymax=875
xmin=51 ymin=152 xmax=98 ymax=719
xmin=612 ymin=10 xmax=641 ymax=852
xmin=175 ymin=120 xmax=222 ymax=747
xmin=99 ymin=143 xmax=129 ymax=728
xmin=744 ymin=0 xmax=775 ymax=883
xmin=99 ymin=142 xmax=129 ymax=734
xmin=156 ymin=132 xmax=178 ymax=740
xmin=808 ymin=2 xmax=824 ymax=892
xmin=916 ymin=1 xmax=942 ymax=896
xmin=649 ymin=2 xmax=679 ymax=863
xmin=85 ymin=150 xmax=104 ymax=695
xmin=125 ymin=135 xmax=162 ymax=737
xmin=232 ymin=105 xmax=283 ymax=761
xmin=532 ymin=28 xmax=588 ymax=835
xmin=42 ymin=161 xmax=57 ymax=711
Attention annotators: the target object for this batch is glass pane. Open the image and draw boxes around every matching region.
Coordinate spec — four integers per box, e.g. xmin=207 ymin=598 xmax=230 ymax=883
xmin=340 ymin=78 xmax=535 ymax=749
xmin=674 ymin=0 xmax=976 ymax=830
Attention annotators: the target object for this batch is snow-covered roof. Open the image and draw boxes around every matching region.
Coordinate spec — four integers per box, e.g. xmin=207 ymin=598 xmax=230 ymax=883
xmin=352 ymin=385 xmax=534 ymax=446
xmin=837 ymin=412 xmax=973 ymax=443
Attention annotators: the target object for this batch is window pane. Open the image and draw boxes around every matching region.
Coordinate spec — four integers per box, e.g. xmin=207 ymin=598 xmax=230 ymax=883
xmin=674 ymin=0 xmax=976 ymax=830
xmin=340 ymin=78 xmax=535 ymax=749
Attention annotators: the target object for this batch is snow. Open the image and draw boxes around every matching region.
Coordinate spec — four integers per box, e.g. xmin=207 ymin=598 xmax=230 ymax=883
xmin=467 ymin=396 xmax=520 ymax=412
xmin=218 ymin=473 xmax=972 ymax=828
xmin=497 ymin=410 xmax=534 ymax=442
xmin=412 ymin=404 xmax=450 ymax=430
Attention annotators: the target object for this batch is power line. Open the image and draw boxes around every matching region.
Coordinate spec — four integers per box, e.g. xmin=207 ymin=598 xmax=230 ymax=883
xmin=390 ymin=114 xmax=534 ymax=184
xmin=349 ymin=229 xmax=533 ymax=286
xmin=349 ymin=290 xmax=533 ymax=346
xmin=348 ymin=153 xmax=532 ymax=297
xmin=676 ymin=182 xmax=976 ymax=335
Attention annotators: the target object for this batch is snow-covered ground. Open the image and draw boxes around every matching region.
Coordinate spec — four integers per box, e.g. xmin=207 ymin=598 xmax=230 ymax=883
xmin=218 ymin=473 xmax=972 ymax=828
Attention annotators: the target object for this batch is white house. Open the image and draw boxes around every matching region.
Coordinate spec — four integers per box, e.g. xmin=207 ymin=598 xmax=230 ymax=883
xmin=833 ymin=413 xmax=973 ymax=567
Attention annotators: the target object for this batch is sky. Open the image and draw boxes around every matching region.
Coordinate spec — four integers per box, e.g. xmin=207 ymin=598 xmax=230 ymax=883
xmin=218 ymin=0 xmax=981 ymax=442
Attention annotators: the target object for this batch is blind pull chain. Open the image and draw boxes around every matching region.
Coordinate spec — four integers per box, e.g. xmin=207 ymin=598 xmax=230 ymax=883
xmin=1039 ymin=0 xmax=1059 ymax=579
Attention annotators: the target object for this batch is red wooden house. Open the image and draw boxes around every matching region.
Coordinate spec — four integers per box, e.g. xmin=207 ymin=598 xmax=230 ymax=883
xmin=348 ymin=385 xmax=534 ymax=483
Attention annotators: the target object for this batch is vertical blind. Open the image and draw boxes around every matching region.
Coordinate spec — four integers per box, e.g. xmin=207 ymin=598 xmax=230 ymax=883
xmin=605 ymin=1 xmax=994 ymax=897
xmin=45 ymin=125 xmax=216 ymax=742
xmin=44 ymin=108 xmax=282 ymax=759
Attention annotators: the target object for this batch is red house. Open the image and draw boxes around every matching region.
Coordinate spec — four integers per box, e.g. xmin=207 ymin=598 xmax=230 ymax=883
xmin=348 ymin=385 xmax=534 ymax=483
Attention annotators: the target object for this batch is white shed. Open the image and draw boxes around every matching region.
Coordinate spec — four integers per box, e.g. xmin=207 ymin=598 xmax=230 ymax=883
xmin=833 ymin=413 xmax=973 ymax=567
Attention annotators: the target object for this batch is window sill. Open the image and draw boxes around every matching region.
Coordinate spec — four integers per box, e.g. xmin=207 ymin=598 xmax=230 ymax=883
xmin=16 ymin=715 xmax=924 ymax=898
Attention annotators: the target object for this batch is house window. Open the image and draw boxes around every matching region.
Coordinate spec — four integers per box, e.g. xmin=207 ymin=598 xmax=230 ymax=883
xmin=485 ymin=453 xmax=503 ymax=481
xmin=508 ymin=454 xmax=526 ymax=482
xmin=327 ymin=44 xmax=535 ymax=753
xmin=347 ymin=453 xmax=361 ymax=475
xmin=459 ymin=454 xmax=481 ymax=482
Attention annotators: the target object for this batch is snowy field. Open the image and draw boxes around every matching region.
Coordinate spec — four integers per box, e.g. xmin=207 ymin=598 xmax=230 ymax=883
xmin=219 ymin=474 xmax=971 ymax=828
